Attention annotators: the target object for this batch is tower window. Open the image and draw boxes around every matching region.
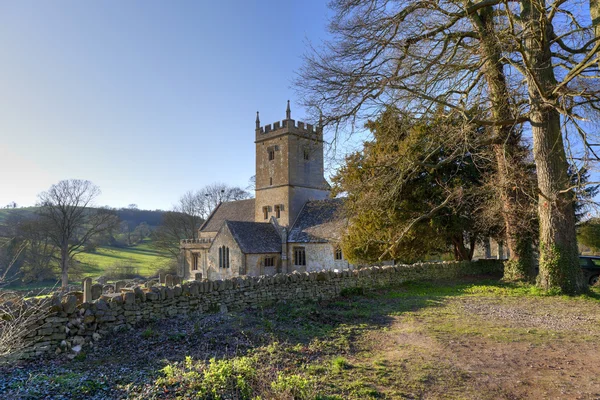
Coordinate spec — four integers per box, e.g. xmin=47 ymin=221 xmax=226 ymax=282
xmin=294 ymin=247 xmax=306 ymax=266
xmin=263 ymin=206 xmax=269 ymax=220
xmin=274 ymin=205 xmax=281 ymax=218
xmin=268 ymin=149 xmax=275 ymax=161
xmin=270 ymin=177 xmax=273 ymax=186
xmin=335 ymin=247 xmax=343 ymax=260
xmin=303 ymin=148 xmax=310 ymax=160
xmin=219 ymin=246 xmax=230 ymax=268
xmin=265 ymin=256 xmax=274 ymax=267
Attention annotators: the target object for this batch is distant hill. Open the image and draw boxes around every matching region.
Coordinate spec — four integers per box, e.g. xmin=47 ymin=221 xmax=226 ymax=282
xmin=0 ymin=207 xmax=166 ymax=227
xmin=115 ymin=208 xmax=165 ymax=228
xmin=0 ymin=207 xmax=37 ymax=222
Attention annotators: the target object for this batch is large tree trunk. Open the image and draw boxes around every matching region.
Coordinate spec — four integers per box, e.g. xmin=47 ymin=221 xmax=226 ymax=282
xmin=61 ymin=244 xmax=69 ymax=290
xmin=471 ymin=7 xmax=535 ymax=280
xmin=522 ymin=0 xmax=585 ymax=293
xmin=591 ymin=0 xmax=600 ymax=68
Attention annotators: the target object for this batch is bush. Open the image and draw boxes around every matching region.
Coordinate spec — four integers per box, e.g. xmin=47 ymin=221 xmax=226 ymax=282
xmin=154 ymin=258 xmax=178 ymax=279
xmin=331 ymin=356 xmax=351 ymax=373
xmin=156 ymin=356 xmax=258 ymax=399
xmin=0 ymin=292 xmax=49 ymax=361
xmin=105 ymin=262 xmax=140 ymax=280
xmin=271 ymin=373 xmax=315 ymax=400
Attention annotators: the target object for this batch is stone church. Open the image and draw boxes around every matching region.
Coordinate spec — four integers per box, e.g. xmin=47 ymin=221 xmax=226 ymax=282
xmin=180 ymin=102 xmax=349 ymax=280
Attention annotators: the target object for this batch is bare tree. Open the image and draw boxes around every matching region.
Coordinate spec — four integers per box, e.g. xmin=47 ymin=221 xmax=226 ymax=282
xmin=199 ymin=182 xmax=252 ymax=219
xmin=37 ymin=180 xmax=119 ymax=290
xmin=152 ymin=183 xmax=250 ymax=260
xmin=297 ymin=0 xmax=600 ymax=293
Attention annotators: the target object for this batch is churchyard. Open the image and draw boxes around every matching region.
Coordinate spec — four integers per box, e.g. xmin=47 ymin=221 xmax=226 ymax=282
xmin=1 ymin=272 xmax=600 ymax=399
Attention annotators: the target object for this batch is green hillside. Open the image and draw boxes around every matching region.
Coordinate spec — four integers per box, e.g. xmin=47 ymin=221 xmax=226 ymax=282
xmin=75 ymin=240 xmax=171 ymax=279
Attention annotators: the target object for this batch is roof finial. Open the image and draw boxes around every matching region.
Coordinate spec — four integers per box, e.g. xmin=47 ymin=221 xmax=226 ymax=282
xmin=256 ymin=111 xmax=260 ymax=129
xmin=286 ymin=100 xmax=291 ymax=119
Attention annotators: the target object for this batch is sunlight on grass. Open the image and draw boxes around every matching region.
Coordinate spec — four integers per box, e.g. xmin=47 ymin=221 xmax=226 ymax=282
xmin=75 ymin=240 xmax=170 ymax=279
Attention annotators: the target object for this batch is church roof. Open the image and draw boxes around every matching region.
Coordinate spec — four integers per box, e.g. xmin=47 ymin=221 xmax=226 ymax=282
xmin=287 ymin=198 xmax=346 ymax=243
xmin=200 ymin=198 xmax=256 ymax=232
xmin=225 ymin=221 xmax=281 ymax=254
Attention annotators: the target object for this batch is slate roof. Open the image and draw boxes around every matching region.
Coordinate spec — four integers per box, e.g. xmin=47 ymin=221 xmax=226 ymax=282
xmin=200 ymin=199 xmax=255 ymax=232
xmin=225 ymin=221 xmax=282 ymax=254
xmin=287 ymin=198 xmax=346 ymax=243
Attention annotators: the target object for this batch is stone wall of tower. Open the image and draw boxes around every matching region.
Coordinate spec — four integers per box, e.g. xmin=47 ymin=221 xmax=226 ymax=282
xmin=254 ymin=115 xmax=329 ymax=227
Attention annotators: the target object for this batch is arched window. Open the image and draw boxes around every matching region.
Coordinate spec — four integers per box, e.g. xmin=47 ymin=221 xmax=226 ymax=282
xmin=218 ymin=246 xmax=230 ymax=268
xmin=334 ymin=247 xmax=343 ymax=260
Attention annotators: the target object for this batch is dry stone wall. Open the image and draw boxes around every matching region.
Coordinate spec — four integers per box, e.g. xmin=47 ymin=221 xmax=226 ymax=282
xmin=8 ymin=260 xmax=503 ymax=361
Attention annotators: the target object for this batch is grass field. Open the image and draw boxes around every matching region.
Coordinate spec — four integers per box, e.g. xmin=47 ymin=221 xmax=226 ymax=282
xmin=74 ymin=240 xmax=171 ymax=279
xmin=3 ymin=276 xmax=600 ymax=399
xmin=2 ymin=239 xmax=172 ymax=291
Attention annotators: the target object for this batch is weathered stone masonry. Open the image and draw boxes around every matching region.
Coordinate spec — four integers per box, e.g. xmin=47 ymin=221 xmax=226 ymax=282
xmin=10 ymin=260 xmax=503 ymax=361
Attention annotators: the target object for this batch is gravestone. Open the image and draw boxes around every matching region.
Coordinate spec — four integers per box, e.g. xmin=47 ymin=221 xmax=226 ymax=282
xmin=159 ymin=274 xmax=165 ymax=284
xmin=195 ymin=272 xmax=202 ymax=281
xmin=165 ymin=274 xmax=173 ymax=288
xmin=82 ymin=278 xmax=92 ymax=303
xmin=115 ymin=281 xmax=126 ymax=293
xmin=91 ymin=284 xmax=103 ymax=300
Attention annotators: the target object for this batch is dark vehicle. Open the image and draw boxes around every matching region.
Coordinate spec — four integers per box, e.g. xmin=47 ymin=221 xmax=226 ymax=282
xmin=580 ymin=256 xmax=600 ymax=285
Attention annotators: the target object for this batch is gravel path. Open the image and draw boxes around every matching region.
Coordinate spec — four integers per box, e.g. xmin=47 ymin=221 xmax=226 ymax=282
xmin=459 ymin=296 xmax=600 ymax=331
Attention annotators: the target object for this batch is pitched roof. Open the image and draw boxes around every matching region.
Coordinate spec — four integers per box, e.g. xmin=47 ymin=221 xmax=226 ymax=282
xmin=287 ymin=198 xmax=346 ymax=243
xmin=225 ymin=221 xmax=281 ymax=254
xmin=200 ymin=198 xmax=256 ymax=232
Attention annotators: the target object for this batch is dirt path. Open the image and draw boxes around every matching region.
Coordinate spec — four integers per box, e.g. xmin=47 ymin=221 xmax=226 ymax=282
xmin=360 ymin=295 xmax=600 ymax=399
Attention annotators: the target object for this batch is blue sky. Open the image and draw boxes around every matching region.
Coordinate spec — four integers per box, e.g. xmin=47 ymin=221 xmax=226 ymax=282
xmin=0 ymin=1 xmax=333 ymax=210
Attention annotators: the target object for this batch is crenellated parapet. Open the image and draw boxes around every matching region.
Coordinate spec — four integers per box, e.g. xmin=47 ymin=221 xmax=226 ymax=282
xmin=255 ymin=101 xmax=323 ymax=143
xmin=180 ymin=237 xmax=212 ymax=249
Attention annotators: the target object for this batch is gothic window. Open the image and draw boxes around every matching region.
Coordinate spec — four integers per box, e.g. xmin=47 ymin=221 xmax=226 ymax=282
xmin=334 ymin=247 xmax=343 ymax=260
xmin=270 ymin=177 xmax=273 ymax=186
xmin=303 ymin=148 xmax=310 ymax=161
xmin=192 ymin=254 xmax=199 ymax=270
xmin=219 ymin=246 xmax=230 ymax=268
xmin=268 ymin=148 xmax=275 ymax=161
xmin=264 ymin=256 xmax=274 ymax=267
xmin=294 ymin=247 xmax=306 ymax=266
xmin=263 ymin=206 xmax=269 ymax=220
xmin=274 ymin=205 xmax=281 ymax=218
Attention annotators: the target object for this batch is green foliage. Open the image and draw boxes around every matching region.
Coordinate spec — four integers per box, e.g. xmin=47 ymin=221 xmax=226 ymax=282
xmin=271 ymin=373 xmax=315 ymax=399
xmin=333 ymin=107 xmax=494 ymax=263
xmin=331 ymin=356 xmax=351 ymax=373
xmin=157 ymin=356 xmax=257 ymax=399
xmin=141 ymin=327 xmax=156 ymax=339
xmin=537 ymin=242 xmax=586 ymax=295
xmin=503 ymin=237 xmax=536 ymax=282
xmin=578 ymin=218 xmax=600 ymax=251
xmin=340 ymin=287 xmax=364 ymax=296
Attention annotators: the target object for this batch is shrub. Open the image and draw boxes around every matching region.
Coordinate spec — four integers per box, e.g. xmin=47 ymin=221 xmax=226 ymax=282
xmin=0 ymin=292 xmax=49 ymax=362
xmin=154 ymin=258 xmax=178 ymax=279
xmin=271 ymin=373 xmax=315 ymax=400
xmin=331 ymin=356 xmax=351 ymax=373
xmin=156 ymin=356 xmax=258 ymax=399
xmin=105 ymin=262 xmax=140 ymax=280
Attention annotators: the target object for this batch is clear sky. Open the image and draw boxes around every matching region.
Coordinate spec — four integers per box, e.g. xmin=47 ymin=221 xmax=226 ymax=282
xmin=0 ymin=1 xmax=333 ymax=210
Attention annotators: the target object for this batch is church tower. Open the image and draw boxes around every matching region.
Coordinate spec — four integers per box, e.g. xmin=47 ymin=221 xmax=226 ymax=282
xmin=254 ymin=101 xmax=330 ymax=227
